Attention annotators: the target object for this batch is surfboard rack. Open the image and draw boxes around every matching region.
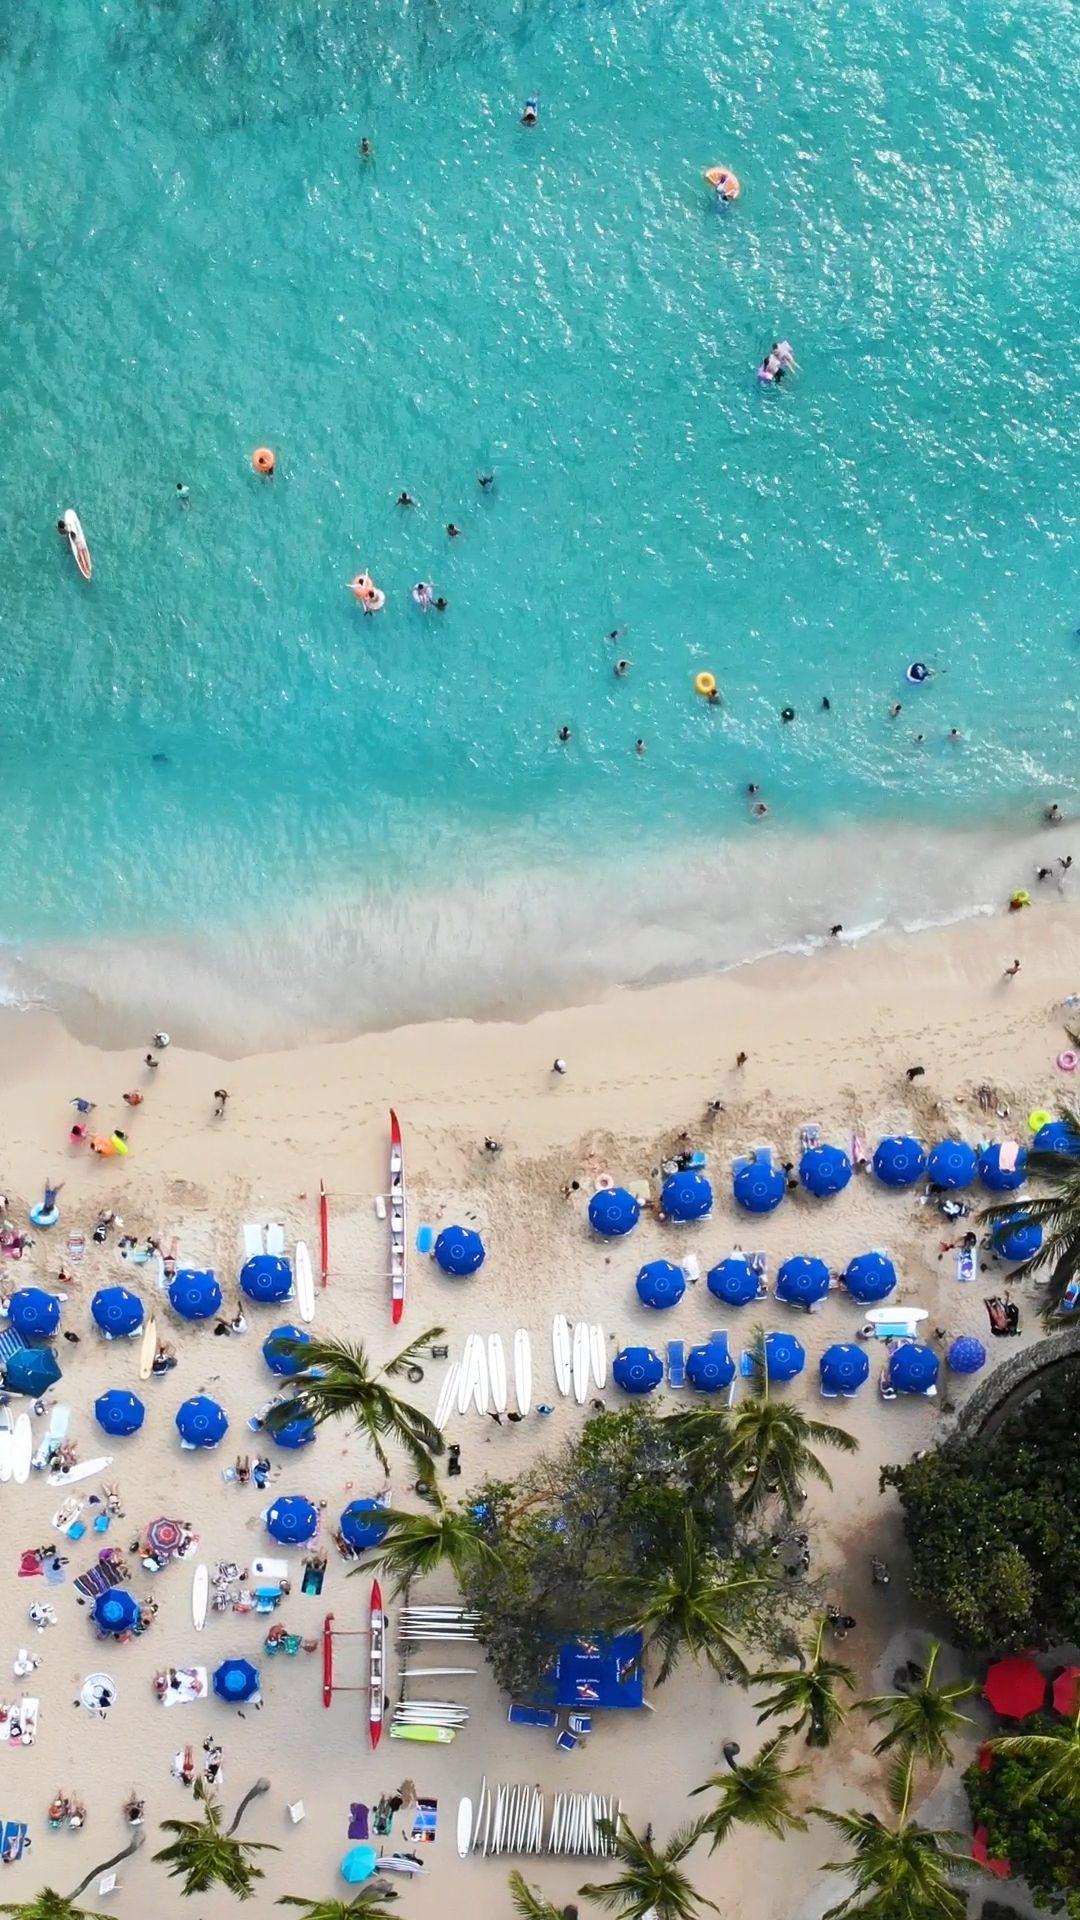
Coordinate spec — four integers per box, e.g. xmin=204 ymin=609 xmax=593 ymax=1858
xmin=321 ymin=1611 xmax=369 ymax=1707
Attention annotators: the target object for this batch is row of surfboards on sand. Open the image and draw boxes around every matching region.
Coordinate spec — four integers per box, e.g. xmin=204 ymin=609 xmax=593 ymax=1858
xmin=434 ymin=1316 xmax=607 ymax=1426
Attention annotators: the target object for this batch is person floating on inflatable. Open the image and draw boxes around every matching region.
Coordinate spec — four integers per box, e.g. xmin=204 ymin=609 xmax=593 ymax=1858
xmin=757 ymin=341 xmax=796 ymax=384
xmin=29 ymin=1180 xmax=62 ymax=1229
xmin=704 ymin=165 xmax=740 ymax=202
xmin=348 ymin=573 xmax=385 ymax=614
xmin=521 ymin=96 xmax=538 ymax=126
xmin=906 ymin=661 xmax=933 ymax=684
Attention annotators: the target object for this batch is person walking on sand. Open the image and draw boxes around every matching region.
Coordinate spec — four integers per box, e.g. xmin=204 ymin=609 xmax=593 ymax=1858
xmin=735 ymin=1051 xmax=747 ymax=1069
xmin=213 ymin=1089 xmax=229 ymax=1119
xmin=552 ymin=1058 xmax=567 ymax=1075
xmin=122 ymin=1090 xmax=143 ymax=1107
xmin=1004 ymin=958 xmax=1021 ymax=977
xmin=152 ymin=1031 xmax=170 ymax=1051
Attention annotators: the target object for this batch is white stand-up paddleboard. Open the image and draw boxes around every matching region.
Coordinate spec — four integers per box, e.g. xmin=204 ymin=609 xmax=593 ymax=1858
xmin=61 ymin=509 xmax=92 ymax=581
xmin=48 ymin=1455 xmax=112 ymax=1488
xmin=138 ymin=1316 xmax=157 ymax=1382
xmin=434 ymin=1362 xmax=461 ymax=1431
xmin=487 ymin=1335 xmax=507 ymax=1415
xmin=590 ymin=1324 xmax=607 ymax=1390
xmin=572 ymin=1321 xmax=590 ymax=1406
xmin=552 ymin=1315 xmax=572 ymax=1397
xmin=192 ymin=1563 xmax=209 ymax=1631
xmin=295 ymin=1241 xmax=315 ymax=1325
xmin=12 ymin=1415 xmax=32 ymax=1485
xmin=0 ymin=1408 xmax=14 ymax=1483
xmin=456 ymin=1797 xmax=473 ymax=1858
xmin=457 ymin=1337 xmax=478 ymax=1417
xmin=471 ymin=1336 xmax=489 ymax=1416
xmin=513 ymin=1329 xmax=532 ymax=1415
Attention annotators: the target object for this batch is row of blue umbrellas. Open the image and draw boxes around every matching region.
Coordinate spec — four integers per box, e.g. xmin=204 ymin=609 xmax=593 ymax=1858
xmin=613 ymin=1335 xmax=972 ymax=1397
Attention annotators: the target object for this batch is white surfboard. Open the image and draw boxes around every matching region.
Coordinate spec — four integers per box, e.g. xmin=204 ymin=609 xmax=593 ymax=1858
xmin=48 ymin=1454 xmax=112 ymax=1487
xmin=138 ymin=1316 xmax=157 ymax=1382
xmin=12 ymin=1415 xmax=32 ymax=1485
xmin=295 ymin=1241 xmax=315 ymax=1324
xmin=590 ymin=1324 xmax=607 ymax=1390
xmin=513 ymin=1329 xmax=532 ymax=1415
xmin=471 ymin=1336 xmax=489 ymax=1416
xmin=434 ymin=1362 xmax=461 ymax=1430
xmin=487 ymin=1335 xmax=507 ymax=1415
xmin=457 ymin=1337 xmax=478 ymax=1417
xmin=471 ymin=1776 xmax=487 ymax=1853
xmin=192 ymin=1563 xmax=209 ymax=1631
xmin=552 ymin=1314 xmax=572 ymax=1396
xmin=457 ymin=1797 xmax=473 ymax=1858
xmin=572 ymin=1321 xmax=590 ymax=1405
xmin=0 ymin=1408 xmax=14 ymax=1483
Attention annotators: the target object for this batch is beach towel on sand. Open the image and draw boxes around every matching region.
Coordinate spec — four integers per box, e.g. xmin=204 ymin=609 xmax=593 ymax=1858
xmin=348 ymin=1803 xmax=369 ymax=1840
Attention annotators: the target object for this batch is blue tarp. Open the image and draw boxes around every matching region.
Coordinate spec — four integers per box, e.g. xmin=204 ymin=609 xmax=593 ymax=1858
xmin=169 ymin=1270 xmax=223 ymax=1321
xmin=947 ymin=1336 xmax=987 ymax=1374
xmin=873 ymin=1136 xmax=926 ymax=1187
xmin=926 ymin=1141 xmax=977 ymax=1190
xmin=213 ymin=1658 xmax=260 ymax=1703
xmin=762 ymin=1331 xmax=805 ymax=1381
xmin=992 ymin=1213 xmax=1042 ymax=1262
xmin=240 ymin=1254 xmax=293 ymax=1304
xmin=8 ymin=1288 xmax=60 ymax=1338
xmin=733 ymin=1157 xmax=785 ymax=1213
xmin=612 ymin=1346 xmax=663 ymax=1394
xmin=266 ymin=1495 xmax=319 ymax=1544
xmin=340 ymin=1499 xmax=389 ymax=1552
xmin=799 ymin=1145 xmax=852 ymax=1197
xmin=534 ymin=1631 xmax=645 ymax=1710
xmin=661 ymin=1170 xmax=713 ymax=1222
xmin=4 ymin=1347 xmax=61 ymax=1396
xmin=686 ymin=1338 xmax=735 ymax=1392
xmin=588 ymin=1188 xmax=640 ymax=1237
xmin=91 ymin=1287 xmax=144 ymax=1337
xmin=91 ymin=1588 xmax=139 ymax=1635
xmin=707 ymin=1258 xmax=760 ymax=1306
xmin=635 ymin=1261 xmax=685 ymax=1310
xmin=776 ymin=1257 xmax=830 ymax=1309
xmin=819 ymin=1343 xmax=870 ymax=1394
xmin=843 ymin=1252 xmax=897 ymax=1304
xmin=262 ymin=1325 xmax=311 ymax=1376
xmin=978 ymin=1145 xmax=1028 ymax=1193
xmin=94 ymin=1389 xmax=145 ymax=1436
xmin=888 ymin=1343 xmax=940 ymax=1394
xmin=433 ymin=1227 xmax=486 ymax=1275
xmin=175 ymin=1395 xmax=229 ymax=1448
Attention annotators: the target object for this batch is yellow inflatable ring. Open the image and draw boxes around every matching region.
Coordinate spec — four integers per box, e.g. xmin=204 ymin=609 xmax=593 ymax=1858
xmin=695 ymin=672 xmax=717 ymax=698
xmin=1028 ymin=1109 xmax=1052 ymax=1133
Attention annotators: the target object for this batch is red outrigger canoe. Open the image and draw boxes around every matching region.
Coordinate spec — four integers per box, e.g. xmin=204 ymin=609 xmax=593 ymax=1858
xmin=319 ymin=1178 xmax=329 ymax=1288
xmin=389 ymin=1110 xmax=406 ymax=1324
xmin=369 ymin=1579 xmax=385 ymax=1749
xmin=322 ymin=1611 xmax=334 ymax=1709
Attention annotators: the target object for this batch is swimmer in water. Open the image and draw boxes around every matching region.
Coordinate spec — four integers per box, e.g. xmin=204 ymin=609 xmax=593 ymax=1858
xmin=821 ymin=697 xmax=831 ymax=711
xmin=1045 ymin=802 xmax=1063 ymax=825
xmin=521 ymin=97 xmax=538 ymax=126
xmin=434 ymin=596 xmax=448 ymax=612
xmin=889 ymin=703 xmax=902 ymax=719
xmin=478 ymin=473 xmax=495 ymax=490
xmin=758 ymin=341 xmax=796 ymax=384
xmin=411 ymin=582 xmax=434 ymax=610
xmin=614 ymin=658 xmax=632 ymax=677
xmin=780 ymin=706 xmax=795 ymax=723
xmin=558 ymin=726 xmax=571 ymax=743
xmin=447 ymin=523 xmax=462 ymax=539
xmin=635 ymin=738 xmax=646 ymax=755
xmin=175 ymin=482 xmax=189 ymax=503
xmin=360 ymin=138 xmax=373 ymax=158
xmin=396 ymin=492 xmax=415 ymax=508
xmin=707 ymin=686 xmax=722 ymax=705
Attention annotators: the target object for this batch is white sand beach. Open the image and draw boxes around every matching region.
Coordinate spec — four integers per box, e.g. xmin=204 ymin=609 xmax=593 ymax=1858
xmin=0 ymin=903 xmax=1074 ymax=1916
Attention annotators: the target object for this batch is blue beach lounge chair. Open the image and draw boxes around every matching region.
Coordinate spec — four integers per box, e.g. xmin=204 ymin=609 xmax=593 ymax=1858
xmin=507 ymin=1704 xmax=558 ymax=1729
xmin=666 ymin=1341 xmax=685 ymax=1389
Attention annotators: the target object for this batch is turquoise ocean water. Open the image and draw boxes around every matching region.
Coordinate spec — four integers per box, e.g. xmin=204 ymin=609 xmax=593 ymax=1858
xmin=2 ymin=0 xmax=1079 ymax=1043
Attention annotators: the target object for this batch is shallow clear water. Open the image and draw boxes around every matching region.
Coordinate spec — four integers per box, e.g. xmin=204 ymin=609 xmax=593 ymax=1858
xmin=2 ymin=0 xmax=1079 ymax=1035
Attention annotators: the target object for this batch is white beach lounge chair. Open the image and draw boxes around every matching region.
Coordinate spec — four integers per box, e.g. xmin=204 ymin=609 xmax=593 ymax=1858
xmin=265 ymin=1222 xmax=286 ymax=1256
xmin=242 ymin=1223 xmax=264 ymax=1260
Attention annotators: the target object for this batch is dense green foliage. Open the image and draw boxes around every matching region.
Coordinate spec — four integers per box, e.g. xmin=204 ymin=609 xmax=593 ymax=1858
xmin=456 ymin=1405 xmax=811 ymax=1698
xmin=966 ymin=1720 xmax=1080 ymax=1918
xmin=883 ymin=1368 xmax=1080 ymax=1649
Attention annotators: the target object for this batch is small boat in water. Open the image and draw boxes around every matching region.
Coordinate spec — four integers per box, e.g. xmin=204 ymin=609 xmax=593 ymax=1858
xmin=58 ymin=509 xmax=91 ymax=580
xmin=389 ymin=1110 xmax=406 ymax=1324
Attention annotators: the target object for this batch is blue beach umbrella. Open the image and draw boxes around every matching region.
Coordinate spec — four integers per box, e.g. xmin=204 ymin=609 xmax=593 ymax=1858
xmin=763 ymin=1331 xmax=805 ymax=1382
xmin=978 ymin=1145 xmax=1028 ymax=1193
xmin=169 ymin=1270 xmax=222 ymax=1321
xmin=947 ymin=1336 xmax=987 ymax=1374
xmin=992 ymin=1213 xmax=1042 ymax=1262
xmin=213 ymin=1658 xmax=260 ymax=1705
xmin=873 ymin=1137 xmax=926 ymax=1188
xmin=4 ymin=1347 xmax=61 ymax=1396
xmin=733 ymin=1158 xmax=786 ymax=1214
xmin=926 ymin=1141 xmax=977 ymax=1190
xmin=175 ymin=1395 xmax=229 ymax=1448
xmin=612 ymin=1346 xmax=663 ymax=1394
xmin=588 ymin=1188 xmax=640 ymax=1238
xmin=686 ymin=1338 xmax=735 ymax=1392
xmin=843 ymin=1252 xmax=897 ymax=1304
xmin=819 ymin=1344 xmax=870 ymax=1395
xmin=888 ymin=1343 xmax=939 ymax=1395
xmin=707 ymin=1258 xmax=761 ymax=1306
xmin=341 ymin=1845 xmax=378 ymax=1885
xmin=91 ymin=1286 xmax=144 ymax=1338
xmin=661 ymin=1170 xmax=713 ymax=1223
xmin=339 ymin=1499 xmax=389 ymax=1552
xmin=1034 ymin=1120 xmax=1080 ymax=1155
xmin=94 ymin=1389 xmax=145 ymax=1437
xmin=267 ymin=1406 xmax=317 ymax=1450
xmin=240 ymin=1254 xmax=293 ymax=1304
xmin=265 ymin=1495 xmax=319 ymax=1545
xmin=91 ymin=1588 xmax=139 ymax=1635
xmin=9 ymin=1288 xmax=61 ymax=1338
xmin=799 ymin=1145 xmax=852 ymax=1198
xmin=635 ymin=1261 xmax=685 ymax=1310
xmin=433 ymin=1227 xmax=486 ymax=1276
xmin=776 ymin=1257 xmax=831 ymax=1309
xmin=262 ymin=1325 xmax=311 ymax=1376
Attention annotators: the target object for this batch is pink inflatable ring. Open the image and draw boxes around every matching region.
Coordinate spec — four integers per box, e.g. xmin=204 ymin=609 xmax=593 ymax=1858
xmin=1057 ymin=1050 xmax=1079 ymax=1072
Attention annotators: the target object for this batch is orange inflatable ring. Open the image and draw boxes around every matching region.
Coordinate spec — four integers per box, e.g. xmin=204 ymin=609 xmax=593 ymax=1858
xmin=704 ymin=166 xmax=740 ymax=201
xmin=252 ymin=447 xmax=275 ymax=475
xmin=349 ymin=573 xmax=374 ymax=602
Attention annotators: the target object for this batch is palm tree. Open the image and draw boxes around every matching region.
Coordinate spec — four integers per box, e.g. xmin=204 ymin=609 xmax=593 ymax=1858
xmin=690 ymin=1733 xmax=810 ymax=1851
xmin=279 ymin=1892 xmax=402 ymax=1919
xmin=859 ymin=1642 xmax=975 ymax=1779
xmin=0 ymin=1835 xmax=145 ymax=1920
xmin=153 ymin=1778 xmax=276 ymax=1901
xmin=264 ymin=1329 xmax=444 ymax=1474
xmin=754 ymin=1615 xmax=855 ymax=1748
xmin=350 ymin=1497 xmax=496 ymax=1594
xmin=980 ymin=1102 xmax=1080 ymax=1318
xmin=724 ymin=1349 xmax=858 ymax=1514
xmin=579 ymin=1815 xmax=715 ymax=1920
xmin=610 ymin=1514 xmax=766 ymax=1682
xmin=988 ymin=1704 xmax=1080 ymax=1813
xmin=508 ymin=1870 xmax=577 ymax=1920
xmin=814 ymin=1760 xmax=978 ymax=1920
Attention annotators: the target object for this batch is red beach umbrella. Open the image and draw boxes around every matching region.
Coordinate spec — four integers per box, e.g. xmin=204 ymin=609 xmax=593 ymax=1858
xmin=984 ymin=1654 xmax=1046 ymax=1719
xmin=972 ymin=1826 xmax=1010 ymax=1879
xmin=1052 ymin=1666 xmax=1080 ymax=1717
